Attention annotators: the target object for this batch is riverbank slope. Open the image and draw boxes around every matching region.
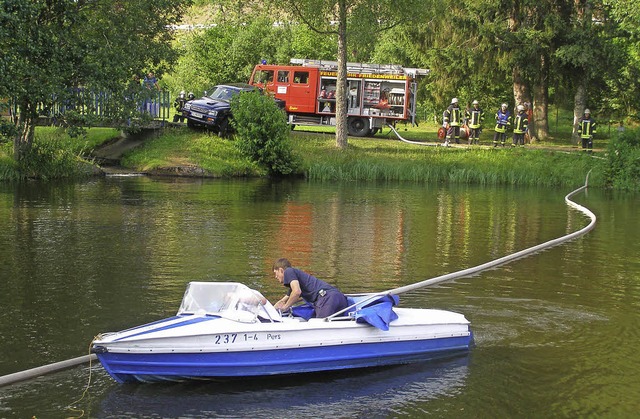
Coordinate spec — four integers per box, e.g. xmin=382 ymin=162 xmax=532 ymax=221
xmin=0 ymin=125 xmax=612 ymax=188
xmin=117 ymin=126 xmax=607 ymax=188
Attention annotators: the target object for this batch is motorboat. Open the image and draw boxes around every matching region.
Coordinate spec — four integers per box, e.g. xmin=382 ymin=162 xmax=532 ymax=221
xmin=92 ymin=281 xmax=473 ymax=383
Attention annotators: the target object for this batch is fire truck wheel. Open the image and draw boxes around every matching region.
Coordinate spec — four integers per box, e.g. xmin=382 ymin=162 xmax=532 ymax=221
xmin=347 ymin=117 xmax=371 ymax=137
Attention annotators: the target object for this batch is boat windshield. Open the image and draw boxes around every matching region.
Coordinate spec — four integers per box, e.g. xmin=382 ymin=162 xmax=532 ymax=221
xmin=177 ymin=282 xmax=278 ymax=321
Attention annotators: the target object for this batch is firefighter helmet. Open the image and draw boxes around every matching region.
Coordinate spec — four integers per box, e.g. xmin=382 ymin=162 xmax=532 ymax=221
xmin=517 ymin=105 xmax=524 ymax=111
xmin=501 ymin=103 xmax=507 ymax=108
xmin=584 ymin=109 xmax=591 ymax=114
xmin=451 ymin=97 xmax=459 ymax=104
xmin=472 ymin=100 xmax=479 ymax=105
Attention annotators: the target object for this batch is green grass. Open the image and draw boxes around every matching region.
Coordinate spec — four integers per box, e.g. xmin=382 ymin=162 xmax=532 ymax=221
xmin=121 ymin=128 xmax=263 ymax=176
xmin=36 ymin=126 xmax=121 ymax=154
xmin=0 ymin=122 xmax=628 ymax=189
xmin=293 ymin=134 xmax=605 ymax=187
xmin=0 ymin=127 xmax=120 ymax=180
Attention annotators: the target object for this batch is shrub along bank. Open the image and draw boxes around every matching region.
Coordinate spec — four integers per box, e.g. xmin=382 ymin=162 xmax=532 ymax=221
xmin=1 ymin=125 xmax=639 ymax=192
xmin=0 ymin=127 xmax=119 ymax=181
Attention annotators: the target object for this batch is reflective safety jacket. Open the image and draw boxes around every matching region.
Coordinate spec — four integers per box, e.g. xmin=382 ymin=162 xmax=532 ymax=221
xmin=444 ymin=104 xmax=463 ymax=127
xmin=578 ymin=116 xmax=596 ymax=139
xmin=466 ymin=107 xmax=484 ymax=129
xmin=513 ymin=111 xmax=528 ymax=134
xmin=494 ymin=109 xmax=511 ymax=133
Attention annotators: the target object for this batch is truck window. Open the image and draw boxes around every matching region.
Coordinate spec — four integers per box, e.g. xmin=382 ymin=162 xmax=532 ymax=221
xmin=277 ymin=70 xmax=289 ymax=83
xmin=293 ymin=71 xmax=309 ymax=84
xmin=254 ymin=70 xmax=274 ymax=85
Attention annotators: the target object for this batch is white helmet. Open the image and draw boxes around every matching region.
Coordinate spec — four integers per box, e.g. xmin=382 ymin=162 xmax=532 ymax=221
xmin=584 ymin=108 xmax=591 ymax=114
xmin=451 ymin=97 xmax=459 ymax=104
xmin=501 ymin=103 xmax=508 ymax=108
xmin=517 ymin=105 xmax=524 ymax=111
xmin=472 ymin=100 xmax=479 ymax=105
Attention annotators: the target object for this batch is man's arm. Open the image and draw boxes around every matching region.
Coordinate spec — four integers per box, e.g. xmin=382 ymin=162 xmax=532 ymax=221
xmin=275 ymin=280 xmax=302 ymax=311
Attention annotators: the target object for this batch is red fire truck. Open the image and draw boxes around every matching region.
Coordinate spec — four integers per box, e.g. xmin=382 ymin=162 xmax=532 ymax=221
xmin=248 ymin=59 xmax=429 ymax=137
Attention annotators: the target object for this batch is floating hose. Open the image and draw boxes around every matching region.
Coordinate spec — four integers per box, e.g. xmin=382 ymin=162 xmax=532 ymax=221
xmin=387 ymin=171 xmax=596 ymax=295
xmin=0 ymin=354 xmax=97 ymax=388
xmin=329 ymin=172 xmax=596 ymax=319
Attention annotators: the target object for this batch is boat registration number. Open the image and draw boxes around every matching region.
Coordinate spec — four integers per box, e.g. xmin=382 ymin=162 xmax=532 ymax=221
xmin=213 ymin=333 xmax=282 ymax=344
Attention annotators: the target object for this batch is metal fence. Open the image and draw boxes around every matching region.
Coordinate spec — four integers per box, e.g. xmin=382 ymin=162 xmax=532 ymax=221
xmin=3 ymin=88 xmax=173 ymax=125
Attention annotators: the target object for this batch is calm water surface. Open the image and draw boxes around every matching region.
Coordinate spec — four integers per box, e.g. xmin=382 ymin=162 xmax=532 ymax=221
xmin=0 ymin=177 xmax=638 ymax=418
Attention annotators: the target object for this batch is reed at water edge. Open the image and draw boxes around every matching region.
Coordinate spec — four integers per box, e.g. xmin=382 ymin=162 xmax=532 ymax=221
xmin=295 ymin=135 xmax=605 ymax=188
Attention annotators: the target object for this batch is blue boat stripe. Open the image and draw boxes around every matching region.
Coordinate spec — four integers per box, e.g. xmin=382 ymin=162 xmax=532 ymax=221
xmin=114 ymin=316 xmax=217 ymax=342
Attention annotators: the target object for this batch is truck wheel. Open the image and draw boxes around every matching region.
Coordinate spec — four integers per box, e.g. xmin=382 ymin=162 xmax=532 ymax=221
xmin=217 ymin=117 xmax=230 ymax=137
xmin=347 ymin=117 xmax=371 ymax=137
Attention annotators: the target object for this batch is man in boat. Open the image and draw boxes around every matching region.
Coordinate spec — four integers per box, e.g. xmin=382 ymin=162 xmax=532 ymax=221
xmin=272 ymin=258 xmax=348 ymax=318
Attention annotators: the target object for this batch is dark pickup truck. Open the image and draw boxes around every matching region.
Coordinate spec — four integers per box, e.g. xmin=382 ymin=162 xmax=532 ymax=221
xmin=182 ymin=83 xmax=283 ymax=136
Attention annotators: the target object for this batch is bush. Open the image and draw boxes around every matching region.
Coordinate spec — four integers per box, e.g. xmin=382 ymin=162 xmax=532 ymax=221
xmin=605 ymin=127 xmax=640 ymax=191
xmin=231 ymin=92 xmax=300 ymax=176
xmin=18 ymin=133 xmax=92 ymax=180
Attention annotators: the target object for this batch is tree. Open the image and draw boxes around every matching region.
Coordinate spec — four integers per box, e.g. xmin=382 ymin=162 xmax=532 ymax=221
xmin=286 ymin=0 xmax=425 ymax=149
xmin=165 ymin=18 xmax=336 ymax=97
xmin=0 ymin=0 xmax=191 ymax=161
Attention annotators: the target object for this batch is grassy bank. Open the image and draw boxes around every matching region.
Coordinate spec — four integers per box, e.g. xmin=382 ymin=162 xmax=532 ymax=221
xmin=294 ymin=133 xmax=605 ymax=188
xmin=121 ymin=128 xmax=263 ymax=176
xmin=0 ymin=127 xmax=120 ymax=181
xmin=0 ymin=123 xmax=623 ymax=189
xmin=118 ymin=125 xmax=607 ymax=188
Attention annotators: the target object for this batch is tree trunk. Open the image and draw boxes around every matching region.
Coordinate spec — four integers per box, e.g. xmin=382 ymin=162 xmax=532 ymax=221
xmin=334 ymin=0 xmax=348 ymax=149
xmin=512 ymin=66 xmax=535 ymax=139
xmin=512 ymin=66 xmax=529 ymax=109
xmin=13 ymin=101 xmax=35 ymax=161
xmin=573 ymin=82 xmax=587 ymax=144
xmin=532 ymin=53 xmax=550 ymax=140
xmin=572 ymin=0 xmax=590 ymax=145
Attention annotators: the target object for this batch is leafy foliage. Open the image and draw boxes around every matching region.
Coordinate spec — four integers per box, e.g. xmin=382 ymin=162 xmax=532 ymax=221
xmin=165 ymin=19 xmax=336 ymax=97
xmin=231 ymin=92 xmax=300 ymax=176
xmin=605 ymin=128 xmax=640 ymax=190
xmin=0 ymin=0 xmax=191 ymax=160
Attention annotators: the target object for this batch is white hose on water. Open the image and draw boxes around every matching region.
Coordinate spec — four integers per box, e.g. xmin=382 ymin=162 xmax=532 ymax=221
xmin=387 ymin=172 xmax=596 ymax=295
xmin=329 ymin=172 xmax=596 ymax=318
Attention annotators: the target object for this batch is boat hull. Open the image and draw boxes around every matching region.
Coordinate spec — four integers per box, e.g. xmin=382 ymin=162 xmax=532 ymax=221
xmin=97 ymin=335 xmax=471 ymax=383
xmin=93 ymin=307 xmax=472 ymax=383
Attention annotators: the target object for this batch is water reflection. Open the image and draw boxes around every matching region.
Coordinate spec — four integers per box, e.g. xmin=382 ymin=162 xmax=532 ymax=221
xmin=95 ymin=356 xmax=469 ymax=418
xmin=1 ymin=178 xmax=639 ymax=417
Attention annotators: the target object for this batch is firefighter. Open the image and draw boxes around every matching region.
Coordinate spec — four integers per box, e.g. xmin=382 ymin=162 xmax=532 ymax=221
xmin=493 ymin=103 xmax=511 ymax=147
xmin=578 ymin=109 xmax=597 ymax=152
xmin=443 ymin=97 xmax=463 ymax=146
xmin=466 ymin=100 xmax=484 ymax=145
xmin=173 ymin=90 xmax=187 ymax=123
xmin=512 ymin=105 xmax=528 ymax=146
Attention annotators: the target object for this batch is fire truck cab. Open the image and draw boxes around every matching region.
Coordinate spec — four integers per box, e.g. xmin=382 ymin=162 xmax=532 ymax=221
xmin=249 ymin=59 xmax=429 ymax=137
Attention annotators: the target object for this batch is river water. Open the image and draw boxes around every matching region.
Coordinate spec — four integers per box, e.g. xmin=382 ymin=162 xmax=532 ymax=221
xmin=0 ymin=176 xmax=638 ymax=418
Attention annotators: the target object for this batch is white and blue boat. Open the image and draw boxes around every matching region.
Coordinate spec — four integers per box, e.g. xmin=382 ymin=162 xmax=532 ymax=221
xmin=92 ymin=282 xmax=472 ymax=383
